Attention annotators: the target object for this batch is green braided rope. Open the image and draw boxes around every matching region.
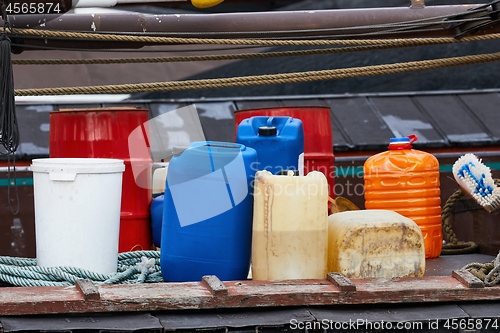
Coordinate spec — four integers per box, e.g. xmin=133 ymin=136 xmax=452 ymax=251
xmin=0 ymin=256 xmax=36 ymax=266
xmin=0 ymin=250 xmax=163 ymax=287
xmin=0 ymin=272 xmax=72 ymax=287
xmin=0 ymin=265 xmax=67 ymax=282
xmin=118 ymin=250 xmax=160 ymax=260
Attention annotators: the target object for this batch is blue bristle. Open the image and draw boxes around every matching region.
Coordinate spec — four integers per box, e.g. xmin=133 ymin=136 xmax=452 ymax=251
xmin=458 ymin=163 xmax=493 ymax=198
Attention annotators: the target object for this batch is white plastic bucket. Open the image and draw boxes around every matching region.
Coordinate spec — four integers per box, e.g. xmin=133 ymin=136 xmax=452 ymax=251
xmin=31 ymin=158 xmax=125 ymax=275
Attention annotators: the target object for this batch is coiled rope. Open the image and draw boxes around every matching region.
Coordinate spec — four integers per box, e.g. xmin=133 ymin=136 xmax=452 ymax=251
xmin=462 ymin=251 xmax=500 ymax=286
xmin=441 ymin=178 xmax=500 ymax=255
xmin=0 ymin=251 xmax=163 ymax=287
xmin=441 ymin=188 xmax=479 ymax=255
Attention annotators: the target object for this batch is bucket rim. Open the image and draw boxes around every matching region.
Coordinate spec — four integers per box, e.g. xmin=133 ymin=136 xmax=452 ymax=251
xmin=30 ymin=158 xmax=125 ymax=174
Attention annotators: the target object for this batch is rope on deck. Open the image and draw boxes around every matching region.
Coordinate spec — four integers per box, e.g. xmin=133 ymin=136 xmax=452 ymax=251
xmin=462 ymin=252 xmax=500 ymax=286
xmin=441 ymin=188 xmax=479 ymax=255
xmin=0 ymin=251 xmax=163 ymax=287
xmin=441 ymin=179 xmax=500 ymax=255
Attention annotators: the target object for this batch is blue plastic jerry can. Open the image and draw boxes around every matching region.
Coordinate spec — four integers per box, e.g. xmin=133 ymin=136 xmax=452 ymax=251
xmin=160 ymin=141 xmax=257 ymax=282
xmin=236 ymin=116 xmax=304 ymax=175
xmin=150 ymin=194 xmax=164 ymax=248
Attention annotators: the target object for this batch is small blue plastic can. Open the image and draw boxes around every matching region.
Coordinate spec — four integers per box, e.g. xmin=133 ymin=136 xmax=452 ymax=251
xmin=160 ymin=141 xmax=257 ymax=282
xmin=236 ymin=116 xmax=304 ymax=175
xmin=150 ymin=194 xmax=164 ymax=248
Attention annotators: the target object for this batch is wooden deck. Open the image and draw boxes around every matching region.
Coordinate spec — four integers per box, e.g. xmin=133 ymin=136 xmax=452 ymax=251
xmin=0 ymin=254 xmax=498 ymax=317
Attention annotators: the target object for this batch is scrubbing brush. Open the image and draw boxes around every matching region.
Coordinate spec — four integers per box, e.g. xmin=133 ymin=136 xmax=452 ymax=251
xmin=452 ymin=153 xmax=500 ymax=213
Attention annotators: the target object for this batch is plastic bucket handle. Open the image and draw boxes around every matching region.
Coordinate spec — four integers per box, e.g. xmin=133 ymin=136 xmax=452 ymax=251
xmin=49 ymin=172 xmax=78 ymax=182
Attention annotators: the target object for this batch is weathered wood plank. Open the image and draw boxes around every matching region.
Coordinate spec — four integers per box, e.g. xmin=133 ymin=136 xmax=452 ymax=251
xmin=201 ymin=275 xmax=229 ymax=296
xmin=0 ymin=276 xmax=499 ymax=316
xmin=452 ymin=270 xmax=485 ymax=289
xmin=75 ymin=279 xmax=101 ymax=300
xmin=327 ymin=272 xmax=356 ymax=291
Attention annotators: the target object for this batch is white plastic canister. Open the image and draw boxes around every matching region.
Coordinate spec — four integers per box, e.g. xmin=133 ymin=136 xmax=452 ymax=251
xmin=31 ymin=158 xmax=125 ymax=275
xmin=251 ymin=170 xmax=329 ymax=280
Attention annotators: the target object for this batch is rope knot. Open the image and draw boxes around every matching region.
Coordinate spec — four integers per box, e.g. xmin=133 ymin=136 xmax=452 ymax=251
xmin=135 ymin=256 xmax=156 ymax=283
xmin=462 ymin=252 xmax=500 ymax=286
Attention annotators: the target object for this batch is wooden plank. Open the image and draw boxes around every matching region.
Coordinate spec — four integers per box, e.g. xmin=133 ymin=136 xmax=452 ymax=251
xmin=310 ymin=303 xmax=468 ymax=323
xmin=14 ymin=105 xmax=52 ymax=158
xmin=369 ymin=96 xmax=445 ymax=147
xmin=414 ymin=95 xmax=492 ymax=144
xmin=234 ymin=100 xmax=284 ymax=111
xmin=281 ymin=98 xmax=328 ymax=108
xmin=148 ymin=102 xmax=188 ymax=118
xmin=452 ymin=270 xmax=485 ymax=289
xmin=157 ymin=307 xmax=315 ymax=331
xmin=327 ymin=272 xmax=356 ymax=291
xmin=0 ymin=312 xmax=163 ymax=332
xmin=75 ymin=279 xmax=100 ymax=300
xmin=201 ymin=275 xmax=229 ymax=296
xmin=0 ymin=276 xmax=499 ymax=316
xmin=196 ymin=101 xmax=237 ymax=142
xmin=324 ymin=97 xmax=394 ymax=150
xmin=285 ymin=97 xmax=350 ymax=151
xmin=459 ymin=93 xmax=500 ymax=142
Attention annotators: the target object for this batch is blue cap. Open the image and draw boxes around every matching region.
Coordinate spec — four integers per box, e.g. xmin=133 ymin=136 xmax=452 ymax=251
xmin=390 ymin=137 xmax=410 ymax=144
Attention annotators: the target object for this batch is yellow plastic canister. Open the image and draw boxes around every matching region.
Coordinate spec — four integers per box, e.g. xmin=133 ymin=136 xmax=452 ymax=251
xmin=251 ymin=170 xmax=329 ymax=280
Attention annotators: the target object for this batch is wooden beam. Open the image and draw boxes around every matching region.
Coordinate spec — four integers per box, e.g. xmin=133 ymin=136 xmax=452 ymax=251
xmin=452 ymin=270 xmax=485 ymax=289
xmin=201 ymin=275 xmax=229 ymax=296
xmin=0 ymin=275 xmax=500 ymax=316
xmin=75 ymin=279 xmax=101 ymax=301
xmin=327 ymin=272 xmax=356 ymax=292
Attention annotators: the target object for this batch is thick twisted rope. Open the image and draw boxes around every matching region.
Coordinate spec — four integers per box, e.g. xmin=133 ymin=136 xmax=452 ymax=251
xmin=441 ymin=179 xmax=500 ymax=255
xmin=8 ymin=28 xmax=500 ymax=95
xmin=9 ymin=45 xmax=426 ymax=66
xmin=9 ymin=28 xmax=500 ymax=47
xmin=462 ymin=252 xmax=500 ymax=286
xmin=441 ymin=188 xmax=479 ymax=255
xmin=442 ymin=188 xmax=465 ymax=245
xmin=14 ymin=50 xmax=500 ymax=96
xmin=10 ymin=33 xmax=500 ymax=66
xmin=0 ymin=251 xmax=162 ymax=287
